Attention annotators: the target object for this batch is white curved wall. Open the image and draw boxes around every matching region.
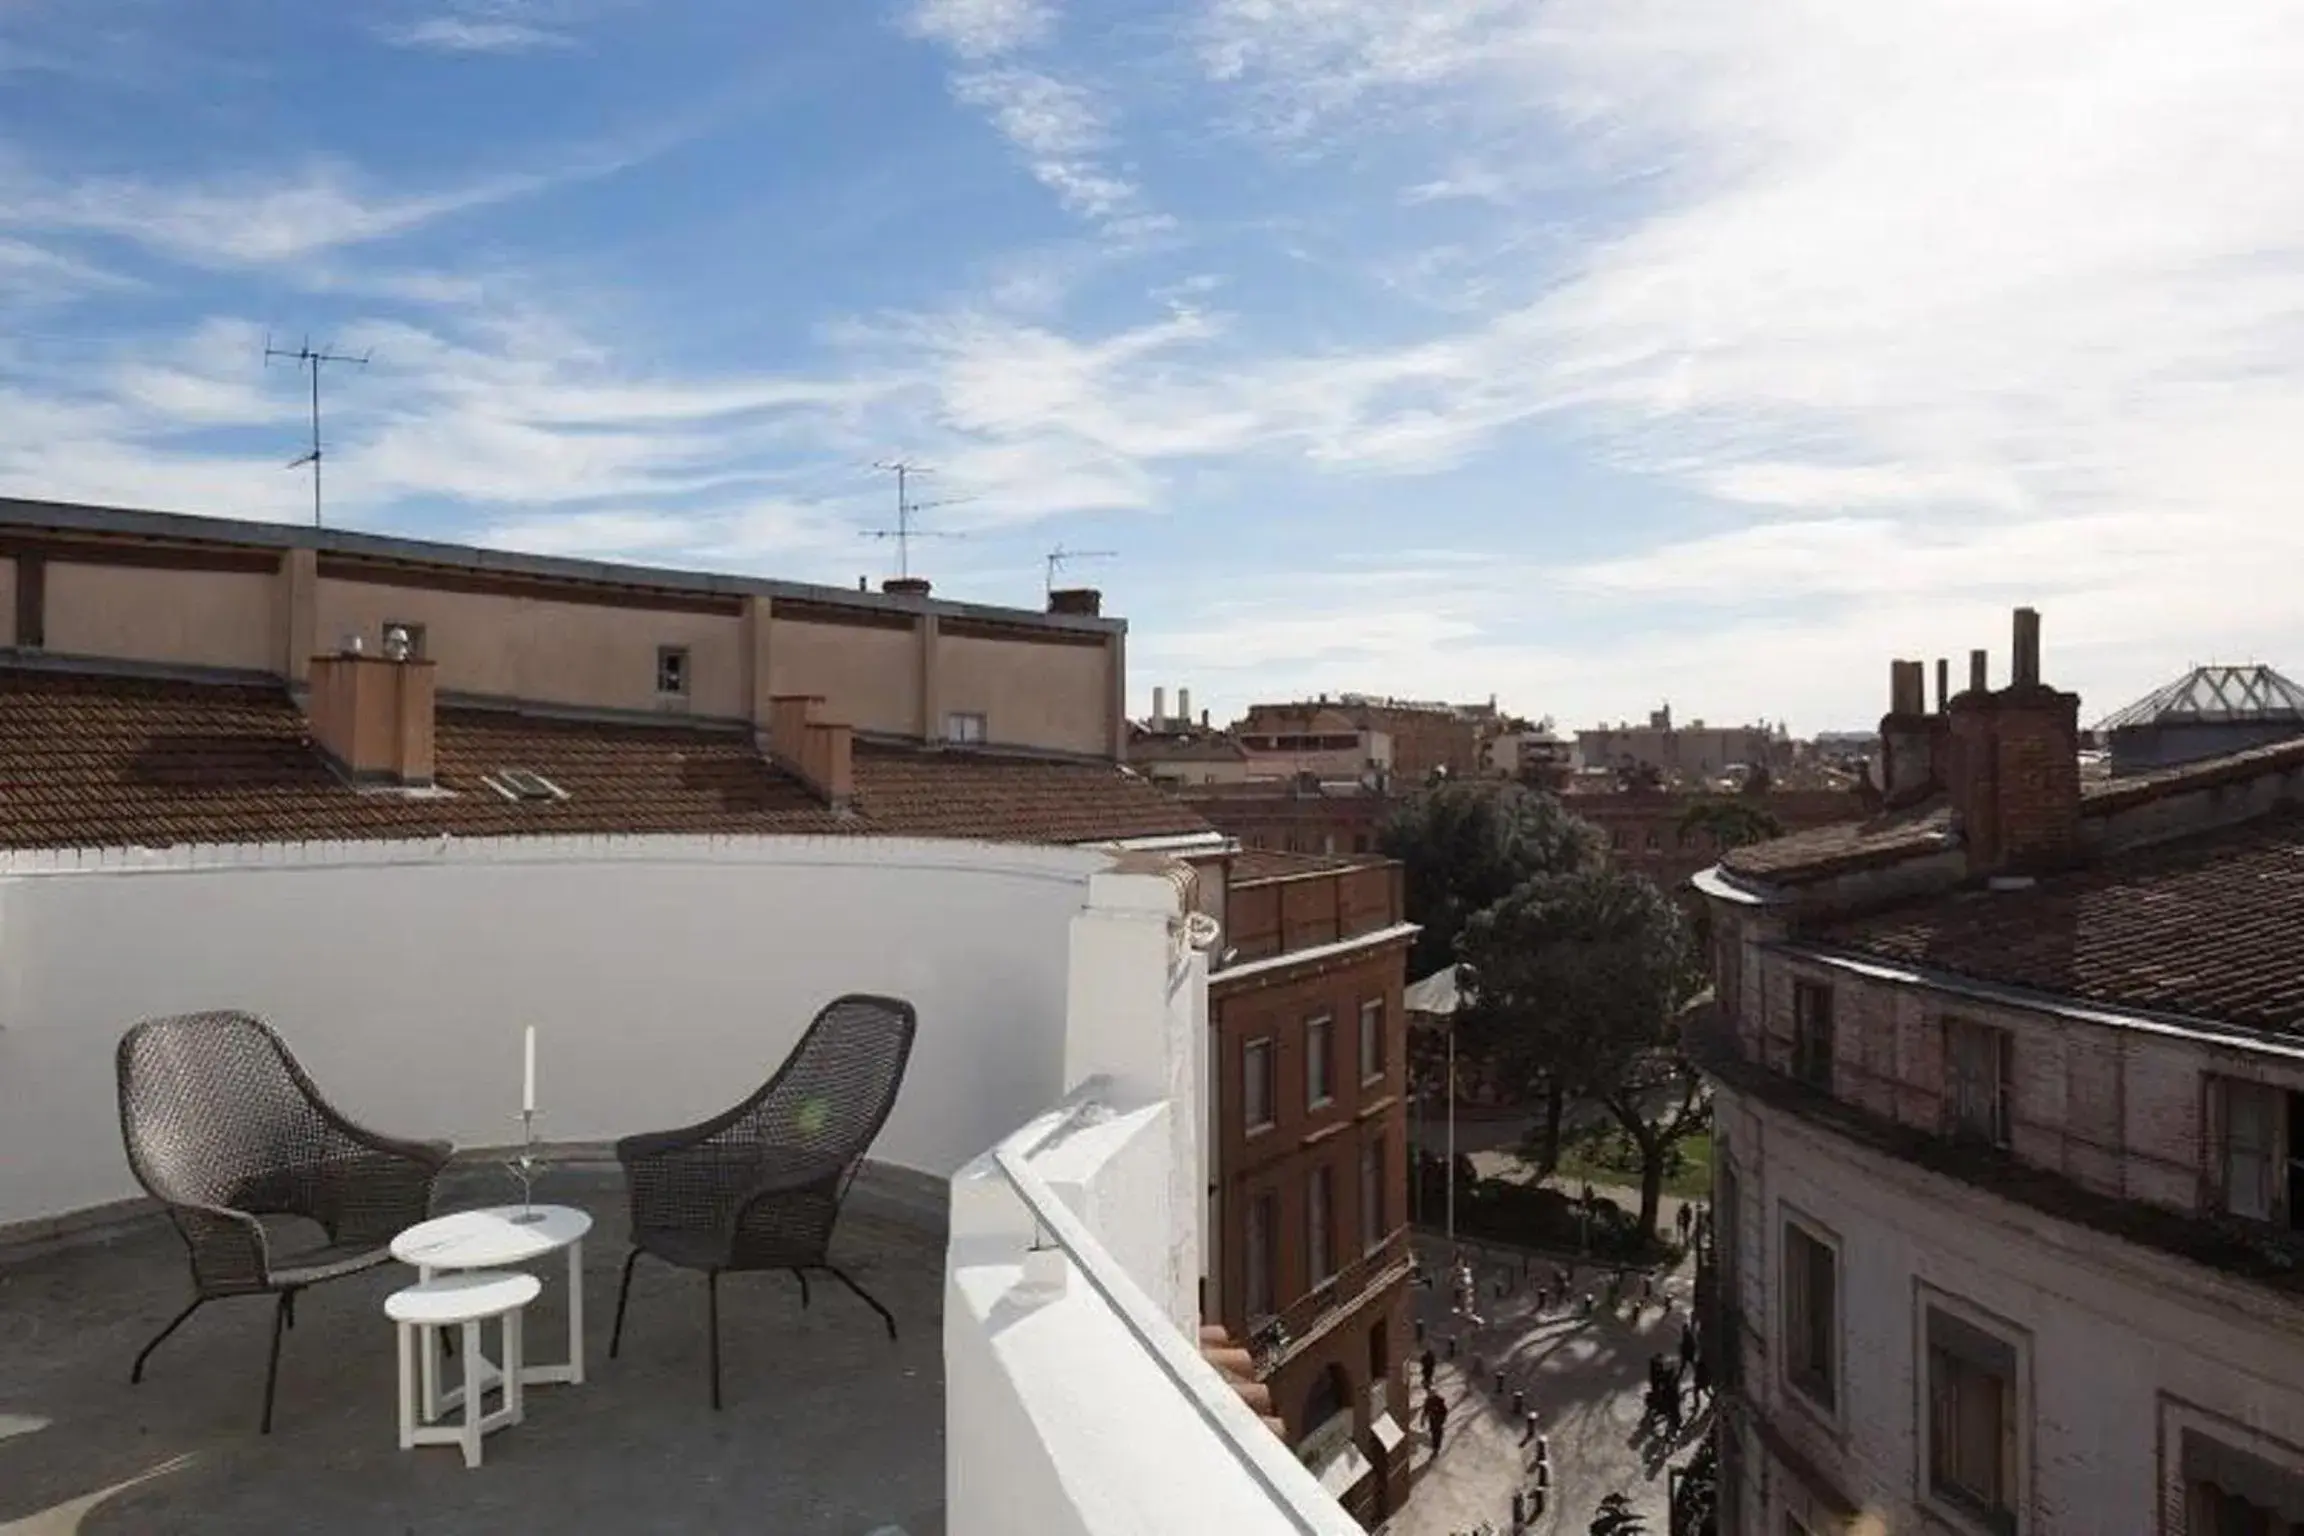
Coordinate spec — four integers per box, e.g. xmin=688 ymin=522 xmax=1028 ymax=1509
xmin=0 ymin=836 xmax=1108 ymax=1230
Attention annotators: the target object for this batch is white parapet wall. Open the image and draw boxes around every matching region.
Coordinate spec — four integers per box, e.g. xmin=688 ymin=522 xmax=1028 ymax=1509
xmin=0 ymin=835 xmax=1116 ymax=1232
xmin=944 ymin=864 xmax=1362 ymax=1536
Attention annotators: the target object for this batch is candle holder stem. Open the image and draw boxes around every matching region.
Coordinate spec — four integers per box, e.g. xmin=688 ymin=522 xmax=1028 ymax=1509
xmin=505 ymin=1109 xmax=547 ymax=1224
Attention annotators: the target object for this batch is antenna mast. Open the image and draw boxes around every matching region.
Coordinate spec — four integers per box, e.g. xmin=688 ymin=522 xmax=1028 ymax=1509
xmin=865 ymin=460 xmax=971 ymax=578
xmin=1045 ymin=544 xmax=1117 ymax=592
xmin=265 ymin=334 xmax=370 ymax=528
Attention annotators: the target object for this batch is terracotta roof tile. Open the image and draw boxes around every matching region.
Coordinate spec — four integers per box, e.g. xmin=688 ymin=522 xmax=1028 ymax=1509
xmin=1821 ymin=807 xmax=2304 ymax=1033
xmin=1718 ymin=801 xmax=1952 ymax=883
xmin=0 ymin=666 xmax=1209 ymax=851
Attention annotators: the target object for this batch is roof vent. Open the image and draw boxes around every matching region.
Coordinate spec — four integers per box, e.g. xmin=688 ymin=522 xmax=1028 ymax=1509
xmin=484 ymin=769 xmax=568 ymax=803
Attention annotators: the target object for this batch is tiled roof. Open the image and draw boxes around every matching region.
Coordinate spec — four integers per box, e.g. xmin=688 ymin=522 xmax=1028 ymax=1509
xmin=1717 ymin=802 xmax=1952 ymax=883
xmin=1229 ymin=849 xmax=1383 ymax=884
xmin=0 ymin=665 xmax=1210 ymax=851
xmin=1820 ymin=808 xmax=2304 ymax=1033
xmin=1126 ymin=728 xmax=1246 ymax=765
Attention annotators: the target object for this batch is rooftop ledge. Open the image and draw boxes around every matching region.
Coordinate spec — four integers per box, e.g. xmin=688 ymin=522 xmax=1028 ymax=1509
xmin=0 ymin=830 xmax=1355 ymax=1535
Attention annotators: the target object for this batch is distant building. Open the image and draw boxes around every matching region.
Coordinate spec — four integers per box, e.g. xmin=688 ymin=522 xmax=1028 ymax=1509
xmin=2094 ymin=663 xmax=2304 ymax=775
xmin=1564 ymin=784 xmax=1867 ymax=893
xmin=1576 ymin=703 xmax=1788 ymax=785
xmin=1183 ymin=778 xmax=1395 ymax=858
xmin=1240 ymin=695 xmax=1495 ymax=782
xmin=1209 ymin=850 xmax=1417 ymax=1526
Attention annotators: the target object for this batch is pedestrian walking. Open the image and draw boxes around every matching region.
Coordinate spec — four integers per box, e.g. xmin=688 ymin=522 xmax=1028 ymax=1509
xmin=1676 ymin=1202 xmax=1693 ymax=1242
xmin=1679 ymin=1318 xmax=1699 ymax=1369
xmin=1422 ymin=1389 xmax=1449 ymax=1455
xmin=1420 ymin=1345 xmax=1437 ymax=1390
xmin=1663 ymin=1362 xmax=1685 ymax=1436
xmin=1693 ymin=1351 xmax=1712 ymax=1406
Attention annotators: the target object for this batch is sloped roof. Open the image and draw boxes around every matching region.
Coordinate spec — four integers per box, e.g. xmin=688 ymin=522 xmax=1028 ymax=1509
xmin=0 ymin=664 xmax=1211 ymax=851
xmin=2093 ymin=664 xmax=2304 ymax=732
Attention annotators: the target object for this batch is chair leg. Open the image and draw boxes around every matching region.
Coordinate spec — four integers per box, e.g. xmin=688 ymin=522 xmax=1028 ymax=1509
xmin=131 ymin=1298 xmax=205 ymax=1385
xmin=823 ymin=1265 xmax=898 ymax=1341
xmin=707 ymin=1271 xmax=722 ymax=1412
xmin=260 ymin=1291 xmax=294 ymax=1435
xmin=792 ymin=1268 xmax=811 ymax=1309
xmin=609 ymin=1248 xmax=641 ymax=1359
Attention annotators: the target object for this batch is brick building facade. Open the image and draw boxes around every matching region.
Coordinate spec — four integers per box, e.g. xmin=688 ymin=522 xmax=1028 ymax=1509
xmin=1694 ymin=609 xmax=2304 ymax=1534
xmin=1209 ymin=851 xmax=1418 ymax=1527
xmin=1566 ymin=786 xmax=1868 ymax=893
xmin=1181 ymin=780 xmax=1396 ymax=859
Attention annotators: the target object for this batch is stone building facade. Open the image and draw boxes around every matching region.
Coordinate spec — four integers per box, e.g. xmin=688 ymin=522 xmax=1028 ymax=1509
xmin=1692 ymin=610 xmax=2304 ymax=1535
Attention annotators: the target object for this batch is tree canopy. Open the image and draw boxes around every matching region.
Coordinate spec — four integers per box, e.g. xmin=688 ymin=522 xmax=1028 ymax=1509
xmin=1677 ymin=796 xmax=1785 ymax=853
xmin=1378 ymin=779 xmax=1604 ymax=979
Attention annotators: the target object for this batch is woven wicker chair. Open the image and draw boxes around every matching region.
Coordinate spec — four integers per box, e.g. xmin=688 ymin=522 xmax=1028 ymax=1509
xmin=609 ymin=994 xmax=917 ymax=1408
xmin=116 ymin=1011 xmax=451 ymax=1433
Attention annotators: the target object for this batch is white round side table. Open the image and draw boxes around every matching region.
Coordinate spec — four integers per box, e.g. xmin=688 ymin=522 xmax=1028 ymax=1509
xmin=386 ymin=1270 xmax=540 ymax=1469
xmin=392 ymin=1205 xmax=593 ymax=1422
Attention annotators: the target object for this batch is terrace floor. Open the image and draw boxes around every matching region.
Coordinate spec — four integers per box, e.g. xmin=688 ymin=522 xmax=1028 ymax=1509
xmin=0 ymin=1170 xmax=946 ymax=1536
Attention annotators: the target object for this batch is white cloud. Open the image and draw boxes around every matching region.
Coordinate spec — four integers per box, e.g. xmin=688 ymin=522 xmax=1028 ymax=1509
xmin=901 ymin=0 xmax=1055 ymax=60
xmin=949 ymin=66 xmax=1161 ymax=233
xmin=382 ymin=18 xmax=575 ymax=54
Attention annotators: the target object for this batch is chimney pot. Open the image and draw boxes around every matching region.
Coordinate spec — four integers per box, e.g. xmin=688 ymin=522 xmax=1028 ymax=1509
xmin=1179 ymin=686 xmax=1192 ymax=725
xmin=2012 ymin=607 xmax=2042 ymax=688
xmin=883 ymin=576 xmax=932 ymax=598
xmin=1970 ymin=649 xmax=1989 ymax=693
xmin=1935 ymin=658 xmax=1950 ymax=714
xmin=1048 ymin=587 xmax=1101 ymax=616
xmin=1153 ymin=686 xmax=1166 ymax=727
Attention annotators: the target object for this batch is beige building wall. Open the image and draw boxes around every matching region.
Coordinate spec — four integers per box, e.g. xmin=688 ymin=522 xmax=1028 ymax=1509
xmin=770 ymin=616 xmax=921 ymax=737
xmin=316 ymin=578 xmax=747 ymax=719
xmin=938 ymin=630 xmax=1110 ymax=756
xmin=44 ymin=563 xmax=278 ymax=672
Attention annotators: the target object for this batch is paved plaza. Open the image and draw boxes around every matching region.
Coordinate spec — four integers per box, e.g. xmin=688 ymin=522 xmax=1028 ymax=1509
xmin=1383 ymin=1200 xmax=1709 ymax=1536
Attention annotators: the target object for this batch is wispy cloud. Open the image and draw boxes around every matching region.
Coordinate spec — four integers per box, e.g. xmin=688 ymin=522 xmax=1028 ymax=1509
xmin=900 ymin=0 xmax=1055 ymax=60
xmin=383 ymin=17 xmax=576 ymax=54
xmin=951 ymin=67 xmax=1154 ymax=229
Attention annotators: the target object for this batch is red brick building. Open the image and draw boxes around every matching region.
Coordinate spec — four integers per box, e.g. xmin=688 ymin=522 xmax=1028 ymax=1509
xmin=1208 ymin=851 xmax=1418 ymax=1527
xmin=1567 ymin=785 xmax=1869 ymax=892
xmin=1182 ymin=778 xmax=1396 ymax=858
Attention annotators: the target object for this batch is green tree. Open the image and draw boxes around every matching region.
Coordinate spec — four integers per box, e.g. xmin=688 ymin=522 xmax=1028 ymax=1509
xmin=1378 ymin=779 xmax=1603 ymax=980
xmin=1677 ymin=796 xmax=1784 ymax=853
xmin=1456 ymin=867 xmax=1709 ymax=1240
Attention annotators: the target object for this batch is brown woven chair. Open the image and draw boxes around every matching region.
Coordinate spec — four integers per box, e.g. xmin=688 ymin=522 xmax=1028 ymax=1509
xmin=608 ymin=994 xmax=917 ymax=1408
xmin=116 ymin=1011 xmax=451 ymax=1433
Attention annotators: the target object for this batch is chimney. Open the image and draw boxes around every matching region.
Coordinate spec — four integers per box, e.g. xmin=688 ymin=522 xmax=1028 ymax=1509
xmin=1935 ymin=657 xmax=1950 ymax=714
xmin=883 ymin=576 xmax=932 ymax=599
xmin=1179 ymin=687 xmax=1192 ymax=726
xmin=1048 ymin=587 xmax=1101 ymax=616
xmin=1876 ymin=658 xmax=1939 ymax=807
xmin=1153 ymin=686 xmax=1167 ymax=728
xmin=767 ymin=694 xmax=854 ymax=810
xmin=305 ymin=642 xmax=437 ymax=786
xmin=1968 ymin=649 xmax=1988 ymax=694
xmin=1201 ymin=708 xmax=1210 ymax=729
xmin=1946 ymin=607 xmax=2081 ymax=878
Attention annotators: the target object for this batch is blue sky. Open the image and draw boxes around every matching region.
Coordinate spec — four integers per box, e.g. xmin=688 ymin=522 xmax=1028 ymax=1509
xmin=5 ymin=0 xmax=2304 ymax=733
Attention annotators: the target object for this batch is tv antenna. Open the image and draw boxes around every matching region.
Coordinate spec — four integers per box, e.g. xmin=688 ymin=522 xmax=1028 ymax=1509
xmin=265 ymin=333 xmax=370 ymax=528
xmin=864 ymin=460 xmax=972 ymax=578
xmin=1045 ymin=544 xmax=1116 ymax=592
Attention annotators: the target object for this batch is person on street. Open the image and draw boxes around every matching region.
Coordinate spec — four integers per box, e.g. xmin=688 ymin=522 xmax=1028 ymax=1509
xmin=1679 ymin=1317 xmax=1699 ymax=1369
xmin=1692 ymin=1350 xmax=1712 ymax=1407
xmin=1420 ymin=1345 xmax=1437 ymax=1390
xmin=1676 ymin=1202 xmax=1694 ymax=1242
xmin=1422 ymin=1389 xmax=1449 ymax=1455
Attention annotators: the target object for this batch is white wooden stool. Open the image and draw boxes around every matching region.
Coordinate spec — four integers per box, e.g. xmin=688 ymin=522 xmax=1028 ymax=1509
xmin=386 ymin=1270 xmax=540 ymax=1468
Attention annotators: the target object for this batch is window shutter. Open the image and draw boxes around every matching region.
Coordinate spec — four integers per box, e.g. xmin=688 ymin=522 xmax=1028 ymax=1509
xmin=2229 ymin=1083 xmax=2276 ymax=1221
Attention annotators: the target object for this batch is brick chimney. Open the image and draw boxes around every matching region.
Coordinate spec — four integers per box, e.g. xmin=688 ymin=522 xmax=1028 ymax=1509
xmin=1048 ymin=587 xmax=1101 ymax=616
xmin=306 ymin=643 xmax=436 ymax=786
xmin=1946 ymin=606 xmax=2081 ymax=877
xmin=768 ymin=694 xmax=854 ymax=810
xmin=883 ymin=576 xmax=932 ymax=598
xmin=1876 ymin=658 xmax=1941 ymax=807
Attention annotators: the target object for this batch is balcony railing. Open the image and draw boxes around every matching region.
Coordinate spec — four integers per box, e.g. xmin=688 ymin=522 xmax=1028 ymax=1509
xmin=1252 ymin=1226 xmax=1414 ymax=1374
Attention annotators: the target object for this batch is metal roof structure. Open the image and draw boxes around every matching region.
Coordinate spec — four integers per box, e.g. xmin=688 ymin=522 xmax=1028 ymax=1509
xmin=2093 ymin=664 xmax=2304 ymax=733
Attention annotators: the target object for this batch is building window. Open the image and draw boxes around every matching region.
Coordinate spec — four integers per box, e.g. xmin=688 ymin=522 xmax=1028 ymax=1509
xmin=945 ymin=711 xmax=988 ymax=745
xmin=1308 ymin=1165 xmax=1335 ymax=1285
xmin=1361 ymin=1136 xmax=1385 ymax=1253
xmin=2184 ymin=1428 xmax=2304 ymax=1536
xmin=1946 ymin=1018 xmax=2013 ymax=1147
xmin=1782 ymin=1219 xmax=1838 ymax=1413
xmin=1359 ymin=999 xmax=1386 ymax=1082
xmin=1644 ymin=829 xmax=1660 ymax=852
xmin=2213 ymin=1077 xmax=2302 ymax=1227
xmin=1352 ymin=834 xmax=1369 ymax=853
xmin=1791 ymin=980 xmax=1835 ymax=1089
xmin=1610 ymin=828 xmax=1626 ymax=850
xmin=1243 ymin=1037 xmax=1275 ymax=1134
xmin=1245 ymin=1191 xmax=1276 ymax=1321
xmin=656 ymin=645 xmax=690 ymax=697
xmin=1926 ymin=1307 xmax=2020 ymax=1533
xmin=1306 ymin=1015 xmax=1334 ymax=1109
